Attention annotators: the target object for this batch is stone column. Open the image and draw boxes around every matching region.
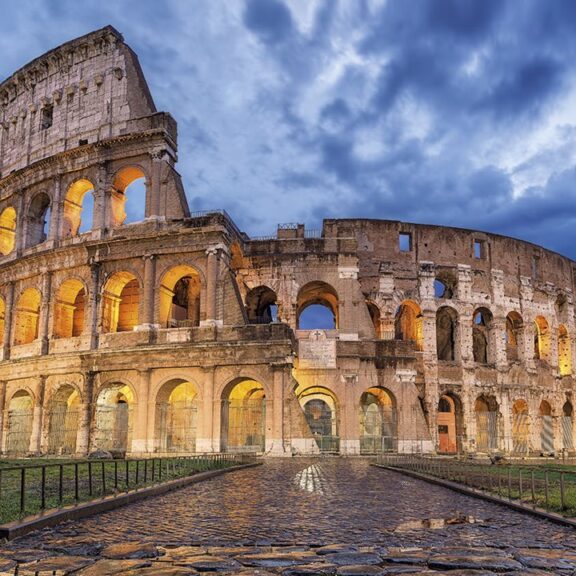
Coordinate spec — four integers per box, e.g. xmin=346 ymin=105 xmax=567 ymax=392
xmin=202 ymin=247 xmax=219 ymax=325
xmin=267 ymin=363 xmax=287 ymax=455
xmin=139 ymin=254 xmax=157 ymax=329
xmin=493 ymin=315 xmax=508 ymax=370
xmin=15 ymin=191 xmax=25 ymax=256
xmin=197 ymin=367 xmax=215 ymax=453
xmin=3 ymin=282 xmax=14 ymax=360
xmin=48 ymin=176 xmax=62 ymax=243
xmin=77 ymin=371 xmax=95 ymax=455
xmin=40 ymin=272 xmax=52 ymax=355
xmin=421 ymin=309 xmax=437 ymax=363
xmin=132 ymin=369 xmax=151 ymax=454
xmin=0 ymin=381 xmax=7 ymax=454
xmin=341 ymin=374 xmax=360 ymax=455
xmin=29 ymin=375 xmax=46 ymax=454
xmin=89 ymin=262 xmax=101 ymax=350
xmin=147 ymin=150 xmax=164 ymax=218
xmin=94 ymin=162 xmax=109 ymax=232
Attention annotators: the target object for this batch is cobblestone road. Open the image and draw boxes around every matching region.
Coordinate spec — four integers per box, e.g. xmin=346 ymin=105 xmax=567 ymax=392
xmin=2 ymin=458 xmax=576 ymax=574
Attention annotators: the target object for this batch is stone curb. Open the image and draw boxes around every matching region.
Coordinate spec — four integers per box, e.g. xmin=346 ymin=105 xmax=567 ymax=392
xmin=0 ymin=462 xmax=261 ymax=540
xmin=373 ymin=463 xmax=576 ymax=530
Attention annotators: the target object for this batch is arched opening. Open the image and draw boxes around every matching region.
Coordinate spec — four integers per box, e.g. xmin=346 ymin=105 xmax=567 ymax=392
xmin=436 ymin=306 xmax=458 ymax=361
xmin=13 ymin=288 xmax=41 ymax=345
xmin=62 ymin=179 xmax=95 ymax=237
xmin=506 ymin=312 xmax=523 ymax=362
xmin=53 ymin=279 xmax=86 ymax=338
xmin=394 ymin=300 xmax=423 ymax=349
xmin=558 ymin=325 xmax=572 ymax=376
xmin=366 ymin=302 xmax=382 ymax=339
xmin=5 ymin=390 xmax=33 ymax=454
xmin=221 ymin=379 xmax=265 ymax=452
xmin=473 ymin=307 xmax=493 ymax=364
xmin=26 ymin=192 xmax=51 ymax=247
xmin=359 ymin=387 xmax=396 ymax=454
xmin=245 ymin=286 xmax=278 ymax=324
xmin=47 ymin=385 xmax=80 ymax=455
xmin=297 ymin=281 xmax=338 ymax=330
xmin=533 ymin=316 xmax=550 ymax=363
xmin=101 ymin=272 xmax=140 ymax=333
xmin=474 ymin=396 xmax=499 ymax=452
xmin=512 ymin=399 xmax=530 ymax=455
xmin=159 ymin=266 xmax=201 ymax=328
xmin=111 ymin=166 xmax=146 ymax=226
xmin=562 ymin=401 xmax=574 ymax=451
xmin=93 ymin=383 xmax=133 ymax=455
xmin=299 ymin=387 xmax=339 ymax=453
xmin=155 ymin=380 xmax=199 ymax=453
xmin=539 ymin=400 xmax=554 ymax=454
xmin=437 ymin=394 xmax=462 ymax=454
xmin=0 ymin=207 xmax=16 ymax=255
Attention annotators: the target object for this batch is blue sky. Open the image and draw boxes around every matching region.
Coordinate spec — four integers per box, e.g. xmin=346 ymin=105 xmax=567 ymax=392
xmin=2 ymin=1 xmax=576 ymax=257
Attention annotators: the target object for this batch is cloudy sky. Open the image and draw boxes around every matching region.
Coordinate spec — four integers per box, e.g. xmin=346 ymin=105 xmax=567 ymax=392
xmin=1 ymin=0 xmax=576 ymax=257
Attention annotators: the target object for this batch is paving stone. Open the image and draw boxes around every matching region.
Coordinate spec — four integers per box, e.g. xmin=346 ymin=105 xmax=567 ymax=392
xmin=336 ymin=565 xmax=386 ymax=575
xmin=162 ymin=546 xmax=209 ymax=560
xmin=382 ymin=550 xmax=430 ymax=565
xmin=316 ymin=545 xmax=359 ymax=555
xmin=123 ymin=566 xmax=199 ymax=575
xmin=3 ymin=548 xmax=54 ymax=562
xmin=77 ymin=559 xmax=155 ymax=575
xmin=180 ymin=554 xmax=241 ymax=571
xmin=283 ymin=565 xmax=338 ymax=575
xmin=325 ymin=553 xmax=382 ymax=567
xmin=239 ymin=552 xmax=323 ymax=568
xmin=22 ymin=555 xmax=94 ymax=573
xmin=101 ymin=542 xmax=160 ymax=559
xmin=0 ymin=558 xmax=17 ymax=572
xmin=428 ymin=554 xmax=524 ymax=571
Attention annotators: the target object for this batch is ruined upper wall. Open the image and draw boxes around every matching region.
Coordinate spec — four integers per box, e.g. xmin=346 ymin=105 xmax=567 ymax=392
xmin=0 ymin=26 xmax=156 ymax=178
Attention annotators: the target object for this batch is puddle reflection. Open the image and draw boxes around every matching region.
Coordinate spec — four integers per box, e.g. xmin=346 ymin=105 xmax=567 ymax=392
xmin=294 ymin=464 xmax=330 ymax=495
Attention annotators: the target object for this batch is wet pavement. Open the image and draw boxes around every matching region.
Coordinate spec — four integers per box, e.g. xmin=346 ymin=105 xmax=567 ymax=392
xmin=2 ymin=458 xmax=576 ymax=574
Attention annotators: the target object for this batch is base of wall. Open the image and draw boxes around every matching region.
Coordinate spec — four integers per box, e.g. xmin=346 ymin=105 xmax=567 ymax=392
xmin=290 ymin=438 xmax=321 ymax=455
xmin=398 ymin=440 xmax=435 ymax=453
xmin=340 ymin=439 xmax=361 ymax=455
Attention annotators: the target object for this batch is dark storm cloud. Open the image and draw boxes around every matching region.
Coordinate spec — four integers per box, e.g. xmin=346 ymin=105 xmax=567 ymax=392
xmin=2 ymin=1 xmax=576 ymax=257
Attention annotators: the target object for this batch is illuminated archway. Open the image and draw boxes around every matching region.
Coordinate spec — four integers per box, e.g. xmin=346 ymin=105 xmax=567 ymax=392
xmin=512 ymin=399 xmax=530 ymax=455
xmin=159 ymin=265 xmax=201 ymax=328
xmin=111 ymin=166 xmax=147 ymax=226
xmin=298 ymin=386 xmax=339 ymax=453
xmin=101 ymin=272 xmax=140 ymax=333
xmin=221 ymin=379 xmax=265 ymax=452
xmin=53 ymin=279 xmax=86 ymax=338
xmin=47 ymin=385 xmax=80 ymax=455
xmin=13 ymin=288 xmax=41 ymax=345
xmin=297 ymin=281 xmax=338 ymax=330
xmin=62 ymin=179 xmax=95 ymax=237
xmin=0 ymin=207 xmax=16 ymax=255
xmin=395 ymin=300 xmax=423 ymax=349
xmin=506 ymin=312 xmax=523 ymax=362
xmin=155 ymin=380 xmax=199 ymax=453
xmin=5 ymin=390 xmax=33 ymax=454
xmin=558 ymin=325 xmax=572 ymax=376
xmin=473 ymin=307 xmax=493 ymax=364
xmin=474 ymin=396 xmax=499 ymax=452
xmin=562 ymin=401 xmax=574 ymax=451
xmin=245 ymin=286 xmax=277 ymax=324
xmin=533 ymin=316 xmax=550 ymax=362
xmin=26 ymin=192 xmax=51 ymax=247
xmin=437 ymin=394 xmax=462 ymax=454
xmin=539 ymin=400 xmax=554 ymax=454
xmin=359 ymin=387 xmax=396 ymax=454
xmin=93 ymin=383 xmax=134 ymax=455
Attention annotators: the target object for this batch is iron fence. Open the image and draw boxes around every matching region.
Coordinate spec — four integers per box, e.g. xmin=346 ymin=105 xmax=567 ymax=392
xmin=376 ymin=454 xmax=576 ymax=518
xmin=0 ymin=453 xmax=255 ymax=524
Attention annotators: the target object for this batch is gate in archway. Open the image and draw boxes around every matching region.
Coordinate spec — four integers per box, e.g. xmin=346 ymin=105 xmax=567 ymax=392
xmin=304 ymin=399 xmax=339 ymax=453
xmin=222 ymin=399 xmax=266 ymax=452
xmin=156 ymin=400 xmax=198 ymax=453
xmin=47 ymin=405 xmax=79 ymax=455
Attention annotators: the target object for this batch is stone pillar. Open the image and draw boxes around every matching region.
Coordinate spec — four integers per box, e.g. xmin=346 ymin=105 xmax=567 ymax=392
xmin=267 ymin=363 xmax=287 ymax=455
xmin=40 ymin=272 xmax=52 ymax=355
xmin=139 ymin=254 xmax=157 ymax=329
xmin=3 ymin=282 xmax=14 ymax=360
xmin=0 ymin=381 xmax=7 ymax=454
xmin=15 ymin=191 xmax=25 ymax=256
xmin=421 ymin=309 xmax=437 ymax=363
xmin=89 ymin=262 xmax=101 ymax=350
xmin=493 ymin=315 xmax=508 ymax=369
xmin=197 ymin=367 xmax=215 ymax=453
xmin=202 ymin=247 xmax=220 ymax=326
xmin=500 ymin=393 xmax=512 ymax=454
xmin=459 ymin=305 xmax=474 ymax=366
xmin=132 ymin=369 xmax=151 ymax=454
xmin=29 ymin=376 xmax=46 ymax=454
xmin=340 ymin=374 xmax=360 ymax=455
xmin=147 ymin=150 xmax=164 ymax=218
xmin=94 ymin=162 xmax=109 ymax=232
xmin=77 ymin=371 xmax=95 ymax=455
xmin=48 ymin=176 xmax=62 ymax=243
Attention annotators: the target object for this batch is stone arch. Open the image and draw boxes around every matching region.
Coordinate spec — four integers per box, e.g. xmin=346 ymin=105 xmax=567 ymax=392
xmin=506 ymin=311 xmax=523 ymax=362
xmin=533 ymin=316 xmax=550 ymax=362
xmin=93 ymin=382 xmax=134 ymax=456
xmin=220 ymin=377 xmax=266 ymax=452
xmin=437 ymin=393 xmax=463 ymax=454
xmin=245 ymin=286 xmax=278 ymax=324
xmin=5 ymin=389 xmax=33 ymax=454
xmin=26 ymin=191 xmax=51 ymax=247
xmin=0 ymin=206 xmax=17 ymax=255
xmin=359 ymin=386 xmax=397 ymax=454
xmin=562 ymin=401 xmax=574 ymax=451
xmin=46 ymin=384 xmax=80 ymax=455
xmin=159 ymin=265 xmax=202 ymax=328
xmin=154 ymin=378 xmax=200 ymax=453
xmin=558 ymin=325 xmax=572 ymax=376
xmin=474 ymin=395 xmax=499 ymax=452
xmin=472 ymin=307 xmax=494 ymax=364
xmin=511 ymin=399 xmax=530 ymax=455
xmin=62 ymin=178 xmax=95 ymax=237
xmin=298 ymin=386 xmax=340 ymax=453
xmin=101 ymin=271 xmax=140 ymax=333
xmin=110 ymin=165 xmax=147 ymax=226
xmin=436 ymin=305 xmax=459 ymax=361
xmin=434 ymin=269 xmax=457 ymax=299
xmin=297 ymin=281 xmax=339 ymax=330
xmin=366 ymin=301 xmax=382 ymax=339
xmin=539 ymin=400 xmax=554 ymax=454
xmin=53 ymin=278 xmax=87 ymax=338
xmin=13 ymin=287 xmax=41 ymax=345
xmin=395 ymin=300 xmax=423 ymax=349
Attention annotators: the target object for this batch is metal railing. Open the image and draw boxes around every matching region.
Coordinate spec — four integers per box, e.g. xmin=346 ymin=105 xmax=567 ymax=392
xmin=377 ymin=454 xmax=576 ymax=518
xmin=0 ymin=453 xmax=255 ymax=524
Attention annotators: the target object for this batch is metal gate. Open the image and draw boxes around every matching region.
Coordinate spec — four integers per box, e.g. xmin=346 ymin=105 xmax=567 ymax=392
xmin=304 ymin=399 xmax=339 ymax=453
xmin=360 ymin=404 xmax=396 ymax=454
xmin=562 ymin=416 xmax=574 ymax=450
xmin=540 ymin=415 xmax=554 ymax=453
xmin=512 ymin=413 xmax=530 ymax=454
xmin=222 ymin=399 xmax=265 ymax=452
xmin=156 ymin=401 xmax=197 ymax=453
xmin=94 ymin=403 xmax=132 ymax=454
xmin=6 ymin=409 xmax=33 ymax=454
xmin=47 ymin=405 xmax=79 ymax=455
xmin=476 ymin=410 xmax=498 ymax=451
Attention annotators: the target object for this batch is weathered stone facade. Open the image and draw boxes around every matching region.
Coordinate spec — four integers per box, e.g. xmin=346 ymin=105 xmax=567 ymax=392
xmin=0 ymin=27 xmax=574 ymax=457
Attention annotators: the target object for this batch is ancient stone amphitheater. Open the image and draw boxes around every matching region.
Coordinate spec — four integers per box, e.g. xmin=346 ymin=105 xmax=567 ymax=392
xmin=0 ymin=26 xmax=573 ymax=458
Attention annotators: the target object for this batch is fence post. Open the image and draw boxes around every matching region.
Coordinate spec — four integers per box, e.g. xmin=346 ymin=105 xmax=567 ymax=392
xmin=530 ymin=470 xmax=535 ymax=508
xmin=545 ymin=470 xmax=549 ymax=509
xmin=59 ymin=465 xmax=64 ymax=505
xmin=88 ymin=461 xmax=93 ymax=496
xmin=75 ymin=463 xmax=79 ymax=502
xmin=20 ymin=467 xmax=25 ymax=516
xmin=507 ymin=468 xmax=511 ymax=500
xmin=102 ymin=461 xmax=106 ymax=495
xmin=519 ymin=469 xmax=523 ymax=501
xmin=41 ymin=466 xmax=46 ymax=510
xmin=560 ymin=472 xmax=566 ymax=510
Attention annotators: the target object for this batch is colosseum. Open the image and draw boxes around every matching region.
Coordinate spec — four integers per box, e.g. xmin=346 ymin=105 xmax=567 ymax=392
xmin=0 ymin=25 xmax=573 ymax=459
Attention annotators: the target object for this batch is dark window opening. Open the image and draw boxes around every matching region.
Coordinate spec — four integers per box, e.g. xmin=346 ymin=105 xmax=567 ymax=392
xmin=41 ymin=105 xmax=53 ymax=130
xmin=474 ymin=240 xmax=484 ymax=259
